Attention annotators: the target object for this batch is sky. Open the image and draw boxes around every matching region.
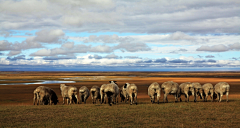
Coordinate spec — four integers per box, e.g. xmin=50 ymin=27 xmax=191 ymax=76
xmin=0 ymin=0 xmax=240 ymax=71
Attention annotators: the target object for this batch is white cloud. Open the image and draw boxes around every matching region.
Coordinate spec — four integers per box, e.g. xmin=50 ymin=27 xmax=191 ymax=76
xmin=169 ymin=31 xmax=196 ymax=41
xmin=0 ymin=31 xmax=11 ymax=38
xmin=49 ymin=0 xmax=114 ymax=9
xmin=90 ymin=45 xmax=113 ymax=53
xmin=61 ymin=11 xmax=120 ymax=27
xmin=105 ymin=53 xmax=121 ymax=59
xmin=0 ymin=0 xmax=239 ymax=33
xmin=229 ymin=43 xmax=240 ymax=50
xmin=7 ymin=55 xmax=26 ymax=61
xmin=0 ymin=40 xmax=12 ymax=51
xmin=83 ymin=34 xmax=120 ymax=43
xmin=0 ymin=40 xmax=43 ymax=53
xmin=61 ymin=42 xmax=74 ymax=49
xmin=1 ymin=0 xmax=240 ymax=71
xmin=205 ymin=55 xmax=215 ymax=58
xmin=115 ymin=42 xmax=151 ymax=52
xmin=196 ymin=43 xmax=240 ymax=52
xmin=8 ymin=50 xmax=22 ymax=56
xmin=34 ymin=29 xmax=66 ymax=43
xmin=2 ymin=55 xmax=240 ymax=70
xmin=88 ymin=54 xmax=103 ymax=59
xmin=43 ymin=55 xmax=76 ymax=60
xmin=196 ymin=44 xmax=229 ymax=52
xmin=0 ymin=0 xmax=50 ymax=15
xmin=29 ymin=38 xmax=153 ymax=56
xmin=30 ymin=49 xmax=51 ymax=56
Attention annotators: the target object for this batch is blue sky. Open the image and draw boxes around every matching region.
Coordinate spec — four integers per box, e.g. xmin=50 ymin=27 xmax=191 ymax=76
xmin=0 ymin=0 xmax=240 ymax=71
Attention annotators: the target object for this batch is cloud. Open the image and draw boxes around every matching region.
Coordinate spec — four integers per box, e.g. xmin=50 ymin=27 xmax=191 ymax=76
xmin=205 ymin=55 xmax=215 ymax=58
xmin=170 ymin=48 xmax=188 ymax=53
xmin=6 ymin=55 xmax=25 ymax=61
xmin=194 ymin=59 xmax=217 ymax=63
xmin=89 ymin=45 xmax=113 ymax=53
xmin=15 ymin=38 xmax=44 ymax=50
xmin=143 ymin=60 xmax=153 ymax=63
xmin=115 ymin=42 xmax=151 ymax=52
xmin=30 ymin=43 xmax=91 ymax=56
xmin=25 ymin=32 xmax=33 ymax=36
xmin=105 ymin=53 xmax=122 ymax=59
xmin=50 ymin=0 xmax=114 ymax=9
xmin=33 ymin=29 xmax=66 ymax=43
xmin=30 ymin=39 xmax=151 ymax=57
xmin=231 ymin=57 xmax=238 ymax=60
xmin=155 ymin=58 xmax=167 ymax=63
xmin=43 ymin=55 xmax=76 ymax=60
xmin=179 ymin=49 xmax=188 ymax=52
xmin=71 ymin=44 xmax=92 ymax=53
xmin=124 ymin=56 xmax=141 ymax=59
xmin=196 ymin=43 xmax=240 ymax=52
xmin=61 ymin=12 xmax=120 ymax=27
xmin=88 ymin=54 xmax=122 ymax=59
xmin=207 ymin=59 xmax=217 ymax=63
xmin=0 ymin=40 xmax=12 ymax=51
xmin=30 ymin=49 xmax=51 ymax=56
xmin=0 ymin=40 xmax=43 ymax=54
xmin=61 ymin=42 xmax=74 ymax=49
xmin=228 ymin=43 xmax=240 ymax=50
xmin=30 ymin=43 xmax=115 ymax=57
xmin=8 ymin=50 xmax=22 ymax=56
xmin=88 ymin=55 xmax=103 ymax=59
xmin=1 ymin=55 xmax=240 ymax=71
xmin=1 ymin=0 xmax=239 ymax=33
xmin=1 ymin=0 xmax=240 ymax=72
xmin=0 ymin=31 xmax=11 ymax=38
xmin=83 ymin=35 xmax=151 ymax=52
xmin=83 ymin=34 xmax=121 ymax=43
xmin=169 ymin=59 xmax=189 ymax=63
xmin=194 ymin=60 xmax=206 ymax=63
xmin=169 ymin=31 xmax=195 ymax=41
xmin=196 ymin=44 xmax=229 ymax=52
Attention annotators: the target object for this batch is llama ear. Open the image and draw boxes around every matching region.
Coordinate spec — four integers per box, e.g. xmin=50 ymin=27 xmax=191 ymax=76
xmin=124 ymin=83 xmax=127 ymax=88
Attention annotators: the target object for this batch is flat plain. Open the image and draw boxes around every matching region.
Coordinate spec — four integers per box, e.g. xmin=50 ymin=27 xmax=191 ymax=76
xmin=0 ymin=71 xmax=240 ymax=127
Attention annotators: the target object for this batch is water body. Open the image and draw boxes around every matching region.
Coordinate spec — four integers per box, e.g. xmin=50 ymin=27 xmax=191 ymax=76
xmin=0 ymin=80 xmax=76 ymax=85
xmin=61 ymin=76 xmax=131 ymax=81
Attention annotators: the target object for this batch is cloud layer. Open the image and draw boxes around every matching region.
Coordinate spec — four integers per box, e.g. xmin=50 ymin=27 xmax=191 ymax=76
xmin=0 ymin=0 xmax=239 ymax=33
xmin=197 ymin=43 xmax=240 ymax=52
xmin=1 ymin=55 xmax=240 ymax=71
xmin=0 ymin=0 xmax=240 ymax=71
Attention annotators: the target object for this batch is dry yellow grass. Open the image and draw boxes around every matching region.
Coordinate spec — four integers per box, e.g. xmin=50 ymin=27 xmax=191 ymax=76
xmin=1 ymin=100 xmax=240 ymax=128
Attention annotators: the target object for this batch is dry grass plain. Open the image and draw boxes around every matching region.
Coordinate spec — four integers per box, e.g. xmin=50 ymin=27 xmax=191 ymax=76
xmin=0 ymin=71 xmax=240 ymax=127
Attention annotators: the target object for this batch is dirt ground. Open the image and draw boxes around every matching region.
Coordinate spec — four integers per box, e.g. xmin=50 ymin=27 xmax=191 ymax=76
xmin=0 ymin=71 xmax=239 ymax=105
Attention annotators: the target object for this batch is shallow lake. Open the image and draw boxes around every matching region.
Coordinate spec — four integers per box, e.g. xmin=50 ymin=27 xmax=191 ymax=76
xmin=0 ymin=80 xmax=76 ymax=85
